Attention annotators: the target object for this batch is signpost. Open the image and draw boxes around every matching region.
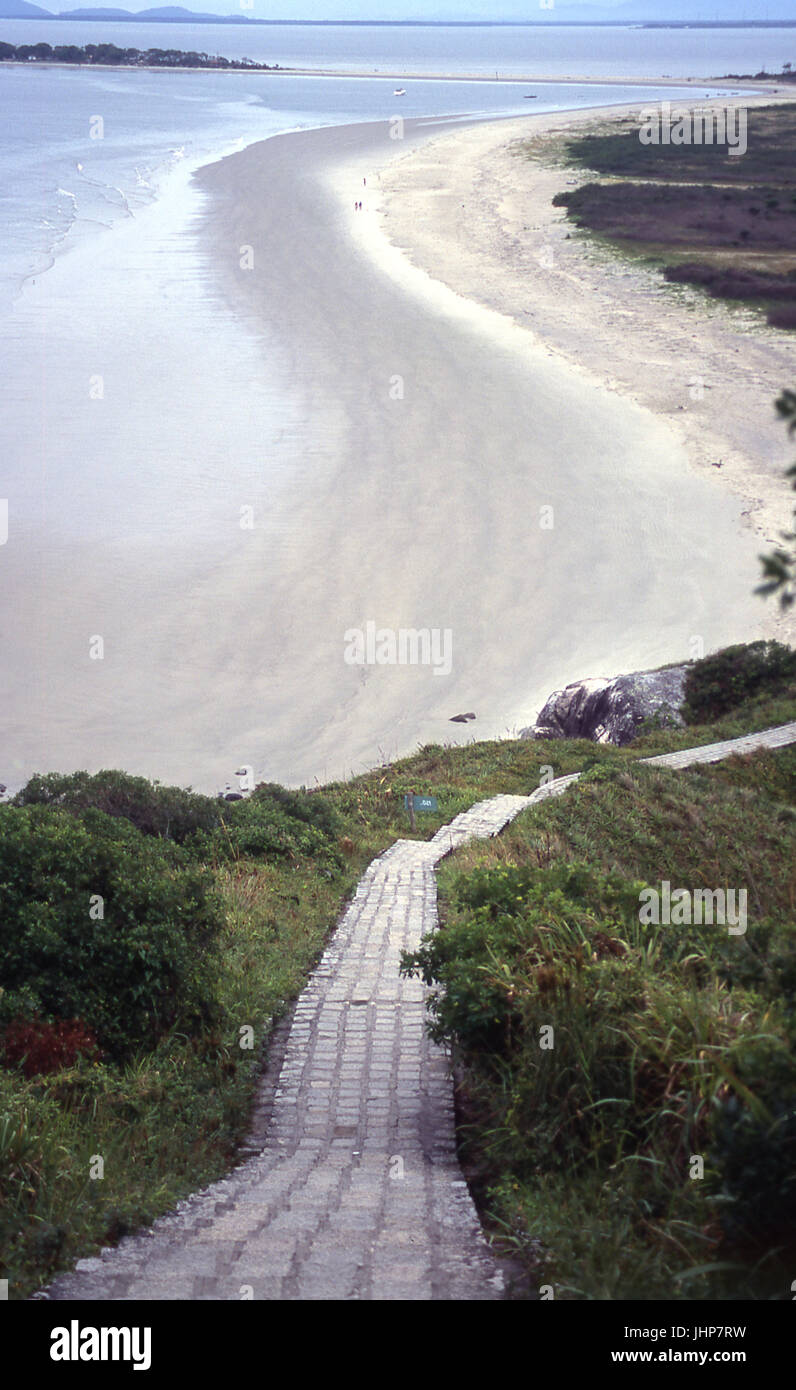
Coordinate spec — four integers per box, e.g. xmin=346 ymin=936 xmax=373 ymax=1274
xmin=403 ymin=790 xmax=438 ymax=831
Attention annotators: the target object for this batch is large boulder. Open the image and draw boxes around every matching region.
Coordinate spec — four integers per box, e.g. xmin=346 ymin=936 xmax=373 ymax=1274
xmin=521 ymin=664 xmax=689 ymax=746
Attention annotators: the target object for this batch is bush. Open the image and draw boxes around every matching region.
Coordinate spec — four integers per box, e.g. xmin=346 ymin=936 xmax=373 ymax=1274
xmin=1 ymin=1018 xmax=100 ymax=1077
xmin=664 ymin=261 xmax=796 ymax=306
xmin=249 ymin=783 xmax=341 ymax=840
xmin=683 ymin=641 xmax=796 ymax=723
xmin=0 ymin=805 xmax=223 ymax=1061
xmin=768 ymin=304 xmax=796 ymax=331
xmin=14 ymin=770 xmax=222 ymax=845
xmin=710 ymin=1034 xmax=796 ymax=1242
xmin=193 ymin=791 xmax=342 ymax=871
xmin=13 ymin=771 xmax=344 ymax=870
xmin=402 ymin=854 xmax=796 ymax=1264
xmin=401 ymin=863 xmax=646 ymax=1067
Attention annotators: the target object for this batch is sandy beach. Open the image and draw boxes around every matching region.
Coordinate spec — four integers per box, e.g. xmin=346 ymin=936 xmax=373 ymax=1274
xmin=371 ymin=97 xmax=796 ymax=620
xmin=189 ymin=103 xmax=778 ymax=784
xmin=3 ymin=93 xmax=791 ymax=795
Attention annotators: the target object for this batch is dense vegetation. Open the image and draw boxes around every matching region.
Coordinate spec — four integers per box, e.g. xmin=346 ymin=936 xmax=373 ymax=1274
xmin=400 ymin=662 xmax=796 ymax=1299
xmin=682 ymin=639 xmax=796 ymax=722
xmin=1 ymin=643 xmax=794 ymax=1298
xmin=0 ymin=41 xmax=279 ymax=69
xmin=546 ymin=104 xmax=796 ymax=331
xmin=0 ymin=804 xmax=222 ymax=1061
xmin=718 ymin=66 xmax=796 ymax=83
xmin=0 ymin=774 xmax=356 ymax=1297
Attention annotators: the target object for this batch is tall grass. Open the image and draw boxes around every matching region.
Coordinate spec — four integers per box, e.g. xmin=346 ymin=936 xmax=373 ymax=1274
xmin=407 ymin=749 xmax=796 ymax=1300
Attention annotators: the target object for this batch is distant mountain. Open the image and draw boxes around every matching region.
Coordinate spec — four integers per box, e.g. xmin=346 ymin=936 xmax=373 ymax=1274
xmin=11 ymin=4 xmax=255 ymax=18
xmin=0 ymin=0 xmax=52 ymax=16
xmin=60 ymin=8 xmax=133 ymax=16
xmin=144 ymin=5 xmax=219 ymax=14
xmin=55 ymin=6 xmax=250 ymax=18
xmin=0 ymin=0 xmax=792 ymax=23
xmin=0 ymin=1 xmax=253 ymax=18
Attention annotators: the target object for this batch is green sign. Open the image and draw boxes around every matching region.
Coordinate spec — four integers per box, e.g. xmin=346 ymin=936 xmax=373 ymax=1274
xmin=404 ymin=795 xmax=438 ymax=813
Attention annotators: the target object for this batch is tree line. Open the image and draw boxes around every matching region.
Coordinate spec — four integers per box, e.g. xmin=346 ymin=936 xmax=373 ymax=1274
xmin=0 ymin=42 xmax=279 ymax=70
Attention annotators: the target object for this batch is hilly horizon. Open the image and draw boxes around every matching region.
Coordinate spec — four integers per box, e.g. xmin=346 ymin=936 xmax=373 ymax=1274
xmin=1 ymin=0 xmax=794 ymax=24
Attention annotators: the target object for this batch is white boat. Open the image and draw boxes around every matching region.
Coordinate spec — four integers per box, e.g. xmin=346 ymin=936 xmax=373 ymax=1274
xmin=394 ymin=88 xmax=406 ymax=96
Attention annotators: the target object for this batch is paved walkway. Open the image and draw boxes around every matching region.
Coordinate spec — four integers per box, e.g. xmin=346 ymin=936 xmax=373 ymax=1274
xmin=39 ymin=723 xmax=796 ymax=1302
xmin=639 ymin=722 xmax=796 ymax=770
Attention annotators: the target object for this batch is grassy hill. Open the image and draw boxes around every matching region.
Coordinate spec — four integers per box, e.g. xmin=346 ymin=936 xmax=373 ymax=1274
xmin=405 ymin=741 xmax=796 ymax=1299
xmin=1 ymin=647 xmax=794 ymax=1299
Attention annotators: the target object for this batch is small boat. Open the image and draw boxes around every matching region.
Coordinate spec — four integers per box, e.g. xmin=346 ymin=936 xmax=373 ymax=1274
xmin=524 ymin=94 xmax=538 ymax=99
xmin=394 ymin=88 xmax=406 ymax=96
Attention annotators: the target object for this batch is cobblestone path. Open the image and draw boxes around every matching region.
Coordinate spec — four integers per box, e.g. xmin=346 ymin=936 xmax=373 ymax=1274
xmin=40 ymin=723 xmax=796 ymax=1302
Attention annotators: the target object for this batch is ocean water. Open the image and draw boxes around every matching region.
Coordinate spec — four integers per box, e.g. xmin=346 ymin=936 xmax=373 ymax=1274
xmin=0 ymin=32 xmax=775 ymax=790
xmin=0 ymin=66 xmax=711 ymax=524
xmin=0 ymin=18 xmax=793 ymax=77
xmin=1 ymin=62 xmax=734 ymax=301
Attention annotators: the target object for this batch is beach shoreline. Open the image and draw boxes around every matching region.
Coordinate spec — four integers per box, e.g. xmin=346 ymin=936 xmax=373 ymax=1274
xmin=186 ymin=101 xmax=780 ymax=783
xmin=363 ymin=94 xmax=796 ymax=654
xmin=0 ymin=60 xmax=781 ymax=90
xmin=4 ymin=88 xmax=791 ymax=797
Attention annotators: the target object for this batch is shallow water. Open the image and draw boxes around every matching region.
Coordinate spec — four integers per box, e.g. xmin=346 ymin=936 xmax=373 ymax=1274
xmin=0 ymin=63 xmax=771 ymax=792
xmin=0 ymin=18 xmax=793 ymax=77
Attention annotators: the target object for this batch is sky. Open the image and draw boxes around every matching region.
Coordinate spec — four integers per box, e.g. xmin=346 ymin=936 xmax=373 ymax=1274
xmin=43 ymin=1 xmax=796 ymax=20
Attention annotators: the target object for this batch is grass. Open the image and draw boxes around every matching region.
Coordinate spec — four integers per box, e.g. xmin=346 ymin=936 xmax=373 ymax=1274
xmin=331 ymin=677 xmax=796 ymax=801
xmin=1 ymin=671 xmax=794 ymax=1299
xmin=436 ymin=750 xmax=796 ymax=923
xmin=522 ymin=103 xmax=796 ymax=331
xmin=413 ymin=743 xmax=796 ymax=1300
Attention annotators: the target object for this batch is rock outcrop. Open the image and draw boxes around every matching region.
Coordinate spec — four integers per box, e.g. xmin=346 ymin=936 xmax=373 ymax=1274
xmin=521 ymin=665 xmax=689 ymax=746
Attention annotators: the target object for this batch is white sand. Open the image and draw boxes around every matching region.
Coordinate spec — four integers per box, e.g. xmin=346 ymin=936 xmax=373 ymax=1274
xmin=190 ymin=111 xmax=777 ymax=784
xmin=370 ymin=98 xmax=796 ymax=630
xmin=4 ymin=100 xmax=791 ymax=794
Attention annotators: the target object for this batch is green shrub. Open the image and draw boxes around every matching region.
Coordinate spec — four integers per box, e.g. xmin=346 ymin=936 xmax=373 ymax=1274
xmin=192 ymin=793 xmax=342 ymax=871
xmin=13 ymin=771 xmax=347 ymax=874
xmin=709 ymin=1034 xmax=796 ymax=1242
xmin=249 ymin=783 xmax=341 ymax=840
xmin=0 ymin=805 xmax=223 ymax=1061
xmin=401 ymin=862 xmax=646 ymax=1064
xmin=683 ymin=641 xmax=796 ymax=723
xmin=14 ymin=770 xmax=221 ymax=844
xmin=402 ymin=852 xmax=796 ymax=1276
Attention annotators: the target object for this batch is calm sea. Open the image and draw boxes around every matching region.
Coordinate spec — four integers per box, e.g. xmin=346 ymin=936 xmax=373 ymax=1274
xmin=0 ymin=18 xmax=793 ymax=76
xmin=0 ymin=18 xmax=785 ymax=285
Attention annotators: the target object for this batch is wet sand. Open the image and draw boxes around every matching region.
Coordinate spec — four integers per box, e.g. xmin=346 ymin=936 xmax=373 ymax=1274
xmin=2 ymin=103 xmax=781 ymax=794
xmin=189 ymin=111 xmax=768 ymax=785
xmin=373 ymin=98 xmax=796 ymax=605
